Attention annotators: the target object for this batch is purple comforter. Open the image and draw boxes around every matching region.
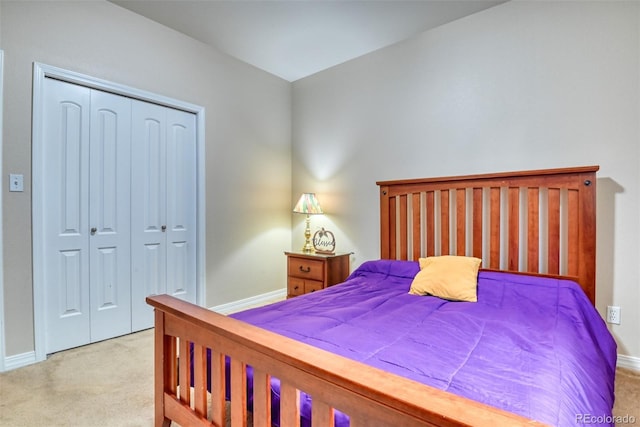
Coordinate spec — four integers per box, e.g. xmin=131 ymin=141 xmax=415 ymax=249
xmin=227 ymin=259 xmax=616 ymax=427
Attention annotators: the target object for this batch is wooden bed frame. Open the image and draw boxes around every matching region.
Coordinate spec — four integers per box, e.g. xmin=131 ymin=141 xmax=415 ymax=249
xmin=147 ymin=165 xmax=598 ymax=427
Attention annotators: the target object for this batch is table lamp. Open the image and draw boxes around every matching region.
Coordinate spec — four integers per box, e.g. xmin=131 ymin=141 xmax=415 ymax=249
xmin=293 ymin=193 xmax=323 ymax=253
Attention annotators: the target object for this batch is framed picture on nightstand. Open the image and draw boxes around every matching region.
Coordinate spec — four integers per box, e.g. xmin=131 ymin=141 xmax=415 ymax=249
xmin=312 ymin=227 xmax=336 ymax=254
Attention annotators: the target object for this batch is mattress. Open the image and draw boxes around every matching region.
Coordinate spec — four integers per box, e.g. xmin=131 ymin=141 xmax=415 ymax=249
xmin=217 ymin=259 xmax=616 ymax=426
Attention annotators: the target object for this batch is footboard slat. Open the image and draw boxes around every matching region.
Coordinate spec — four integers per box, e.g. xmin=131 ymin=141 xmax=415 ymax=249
xmin=312 ymin=399 xmax=334 ymax=426
xmin=179 ymin=338 xmax=191 ymax=405
xmin=280 ymin=381 xmax=301 ymax=427
xmin=148 ymin=295 xmax=546 ymax=427
xmin=230 ymin=358 xmax=247 ymax=427
xmin=210 ymin=349 xmax=226 ymax=426
xmin=253 ymin=369 xmax=271 ymax=426
xmin=193 ymin=343 xmax=208 ymax=417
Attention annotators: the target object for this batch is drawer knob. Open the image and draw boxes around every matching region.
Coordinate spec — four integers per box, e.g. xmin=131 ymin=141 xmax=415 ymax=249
xmin=299 ymin=265 xmax=311 ymax=273
xmin=294 ymin=285 xmax=299 ymax=290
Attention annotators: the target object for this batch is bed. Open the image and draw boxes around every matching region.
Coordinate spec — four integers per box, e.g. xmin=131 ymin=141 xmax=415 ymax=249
xmin=147 ymin=165 xmax=616 ymax=427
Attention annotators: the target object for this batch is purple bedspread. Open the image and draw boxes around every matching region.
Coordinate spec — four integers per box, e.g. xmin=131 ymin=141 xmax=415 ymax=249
xmin=227 ymin=259 xmax=617 ymax=427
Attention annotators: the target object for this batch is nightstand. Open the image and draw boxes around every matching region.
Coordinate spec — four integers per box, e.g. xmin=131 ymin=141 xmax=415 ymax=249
xmin=285 ymin=251 xmax=351 ymax=298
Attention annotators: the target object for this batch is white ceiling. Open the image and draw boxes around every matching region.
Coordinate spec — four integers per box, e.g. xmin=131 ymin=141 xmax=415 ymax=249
xmin=110 ymin=0 xmax=505 ymax=82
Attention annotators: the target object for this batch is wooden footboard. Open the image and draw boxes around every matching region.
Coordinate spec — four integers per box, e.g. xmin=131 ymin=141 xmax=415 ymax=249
xmin=147 ymin=294 xmax=545 ymax=427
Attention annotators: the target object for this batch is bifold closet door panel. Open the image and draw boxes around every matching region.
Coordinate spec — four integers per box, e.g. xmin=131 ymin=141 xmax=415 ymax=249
xmin=42 ymin=78 xmax=92 ymax=354
xmin=88 ymin=89 xmax=132 ymax=343
xmin=131 ymin=101 xmax=167 ymax=331
xmin=165 ymin=108 xmax=197 ymax=302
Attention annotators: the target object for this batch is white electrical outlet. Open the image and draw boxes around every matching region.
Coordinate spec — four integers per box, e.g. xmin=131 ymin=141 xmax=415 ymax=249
xmin=606 ymin=306 xmax=621 ymax=324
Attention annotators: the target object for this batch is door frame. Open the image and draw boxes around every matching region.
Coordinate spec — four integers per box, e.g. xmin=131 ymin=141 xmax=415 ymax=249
xmin=32 ymin=62 xmax=206 ymax=362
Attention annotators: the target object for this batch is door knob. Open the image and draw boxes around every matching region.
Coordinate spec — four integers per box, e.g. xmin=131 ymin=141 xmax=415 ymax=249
xmin=90 ymin=227 xmax=97 ymax=235
xmin=161 ymin=225 xmax=167 ymax=232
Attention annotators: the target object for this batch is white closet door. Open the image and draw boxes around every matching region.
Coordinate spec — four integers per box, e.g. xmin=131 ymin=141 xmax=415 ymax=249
xmin=131 ymin=101 xmax=197 ymax=331
xmin=43 ymin=78 xmax=91 ymax=354
xmin=43 ymin=79 xmax=134 ymax=353
xmin=131 ymin=101 xmax=168 ymax=331
xmin=39 ymin=72 xmax=199 ymax=353
xmin=166 ymin=108 xmax=197 ymax=302
xmin=88 ymin=90 xmax=132 ymax=342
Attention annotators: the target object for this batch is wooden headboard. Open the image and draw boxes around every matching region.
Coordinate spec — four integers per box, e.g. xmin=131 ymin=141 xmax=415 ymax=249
xmin=377 ymin=166 xmax=599 ymax=303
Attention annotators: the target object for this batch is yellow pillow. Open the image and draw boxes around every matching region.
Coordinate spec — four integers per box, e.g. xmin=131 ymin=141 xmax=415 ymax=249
xmin=409 ymin=256 xmax=482 ymax=302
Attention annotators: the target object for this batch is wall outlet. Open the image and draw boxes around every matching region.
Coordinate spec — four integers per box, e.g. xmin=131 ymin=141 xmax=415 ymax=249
xmin=606 ymin=306 xmax=621 ymax=325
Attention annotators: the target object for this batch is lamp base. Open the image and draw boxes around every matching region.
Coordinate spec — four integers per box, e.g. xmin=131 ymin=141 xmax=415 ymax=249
xmin=301 ymin=214 xmax=314 ymax=253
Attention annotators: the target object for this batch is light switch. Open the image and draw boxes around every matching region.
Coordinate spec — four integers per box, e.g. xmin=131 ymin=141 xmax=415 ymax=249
xmin=9 ymin=174 xmax=24 ymax=192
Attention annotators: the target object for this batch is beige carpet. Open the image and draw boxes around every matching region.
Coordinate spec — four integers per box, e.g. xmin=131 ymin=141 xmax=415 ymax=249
xmin=0 ymin=330 xmax=638 ymax=426
xmin=0 ymin=330 xmax=155 ymax=427
xmin=615 ymin=368 xmax=640 ymax=424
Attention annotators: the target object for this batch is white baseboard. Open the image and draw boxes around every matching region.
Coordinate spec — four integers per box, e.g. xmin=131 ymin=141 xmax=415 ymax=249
xmin=3 ymin=350 xmax=37 ymax=371
xmin=210 ymin=288 xmax=286 ymax=315
xmin=617 ymin=354 xmax=640 ymax=372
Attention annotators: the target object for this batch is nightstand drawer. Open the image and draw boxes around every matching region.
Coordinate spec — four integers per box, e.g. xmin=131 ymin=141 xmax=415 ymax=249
xmin=288 ymin=277 xmax=306 ymax=296
xmin=288 ymin=257 xmax=324 ymax=281
xmin=304 ymin=280 xmax=324 ymax=294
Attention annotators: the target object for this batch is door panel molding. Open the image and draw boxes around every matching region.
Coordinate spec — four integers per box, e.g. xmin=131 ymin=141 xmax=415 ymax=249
xmin=32 ymin=62 xmax=205 ymax=363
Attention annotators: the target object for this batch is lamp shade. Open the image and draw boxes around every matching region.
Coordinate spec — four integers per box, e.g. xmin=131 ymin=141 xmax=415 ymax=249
xmin=293 ymin=193 xmax=323 ymax=215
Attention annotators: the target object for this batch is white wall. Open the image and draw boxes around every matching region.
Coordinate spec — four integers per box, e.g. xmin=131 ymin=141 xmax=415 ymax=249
xmin=0 ymin=1 xmax=291 ymax=357
xmin=292 ymin=1 xmax=640 ymax=360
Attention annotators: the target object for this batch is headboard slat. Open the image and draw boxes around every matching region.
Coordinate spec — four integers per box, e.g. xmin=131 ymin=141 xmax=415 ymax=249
xmin=378 ymin=166 xmax=599 ymax=304
xmin=489 ymin=187 xmax=501 ymax=269
xmin=567 ymin=189 xmax=580 ymax=278
xmin=527 ymin=187 xmax=540 ymax=272
xmin=472 ymin=188 xmax=483 ymax=259
xmin=440 ymin=190 xmax=450 ymax=255
xmin=508 ymin=187 xmax=519 ymax=271
xmin=548 ymin=188 xmax=561 ymax=275
xmin=456 ymin=189 xmax=466 ymax=256
xmin=426 ymin=191 xmax=435 ymax=257
xmin=411 ymin=193 xmax=421 ymax=261
xmin=399 ymin=195 xmax=408 ymax=260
